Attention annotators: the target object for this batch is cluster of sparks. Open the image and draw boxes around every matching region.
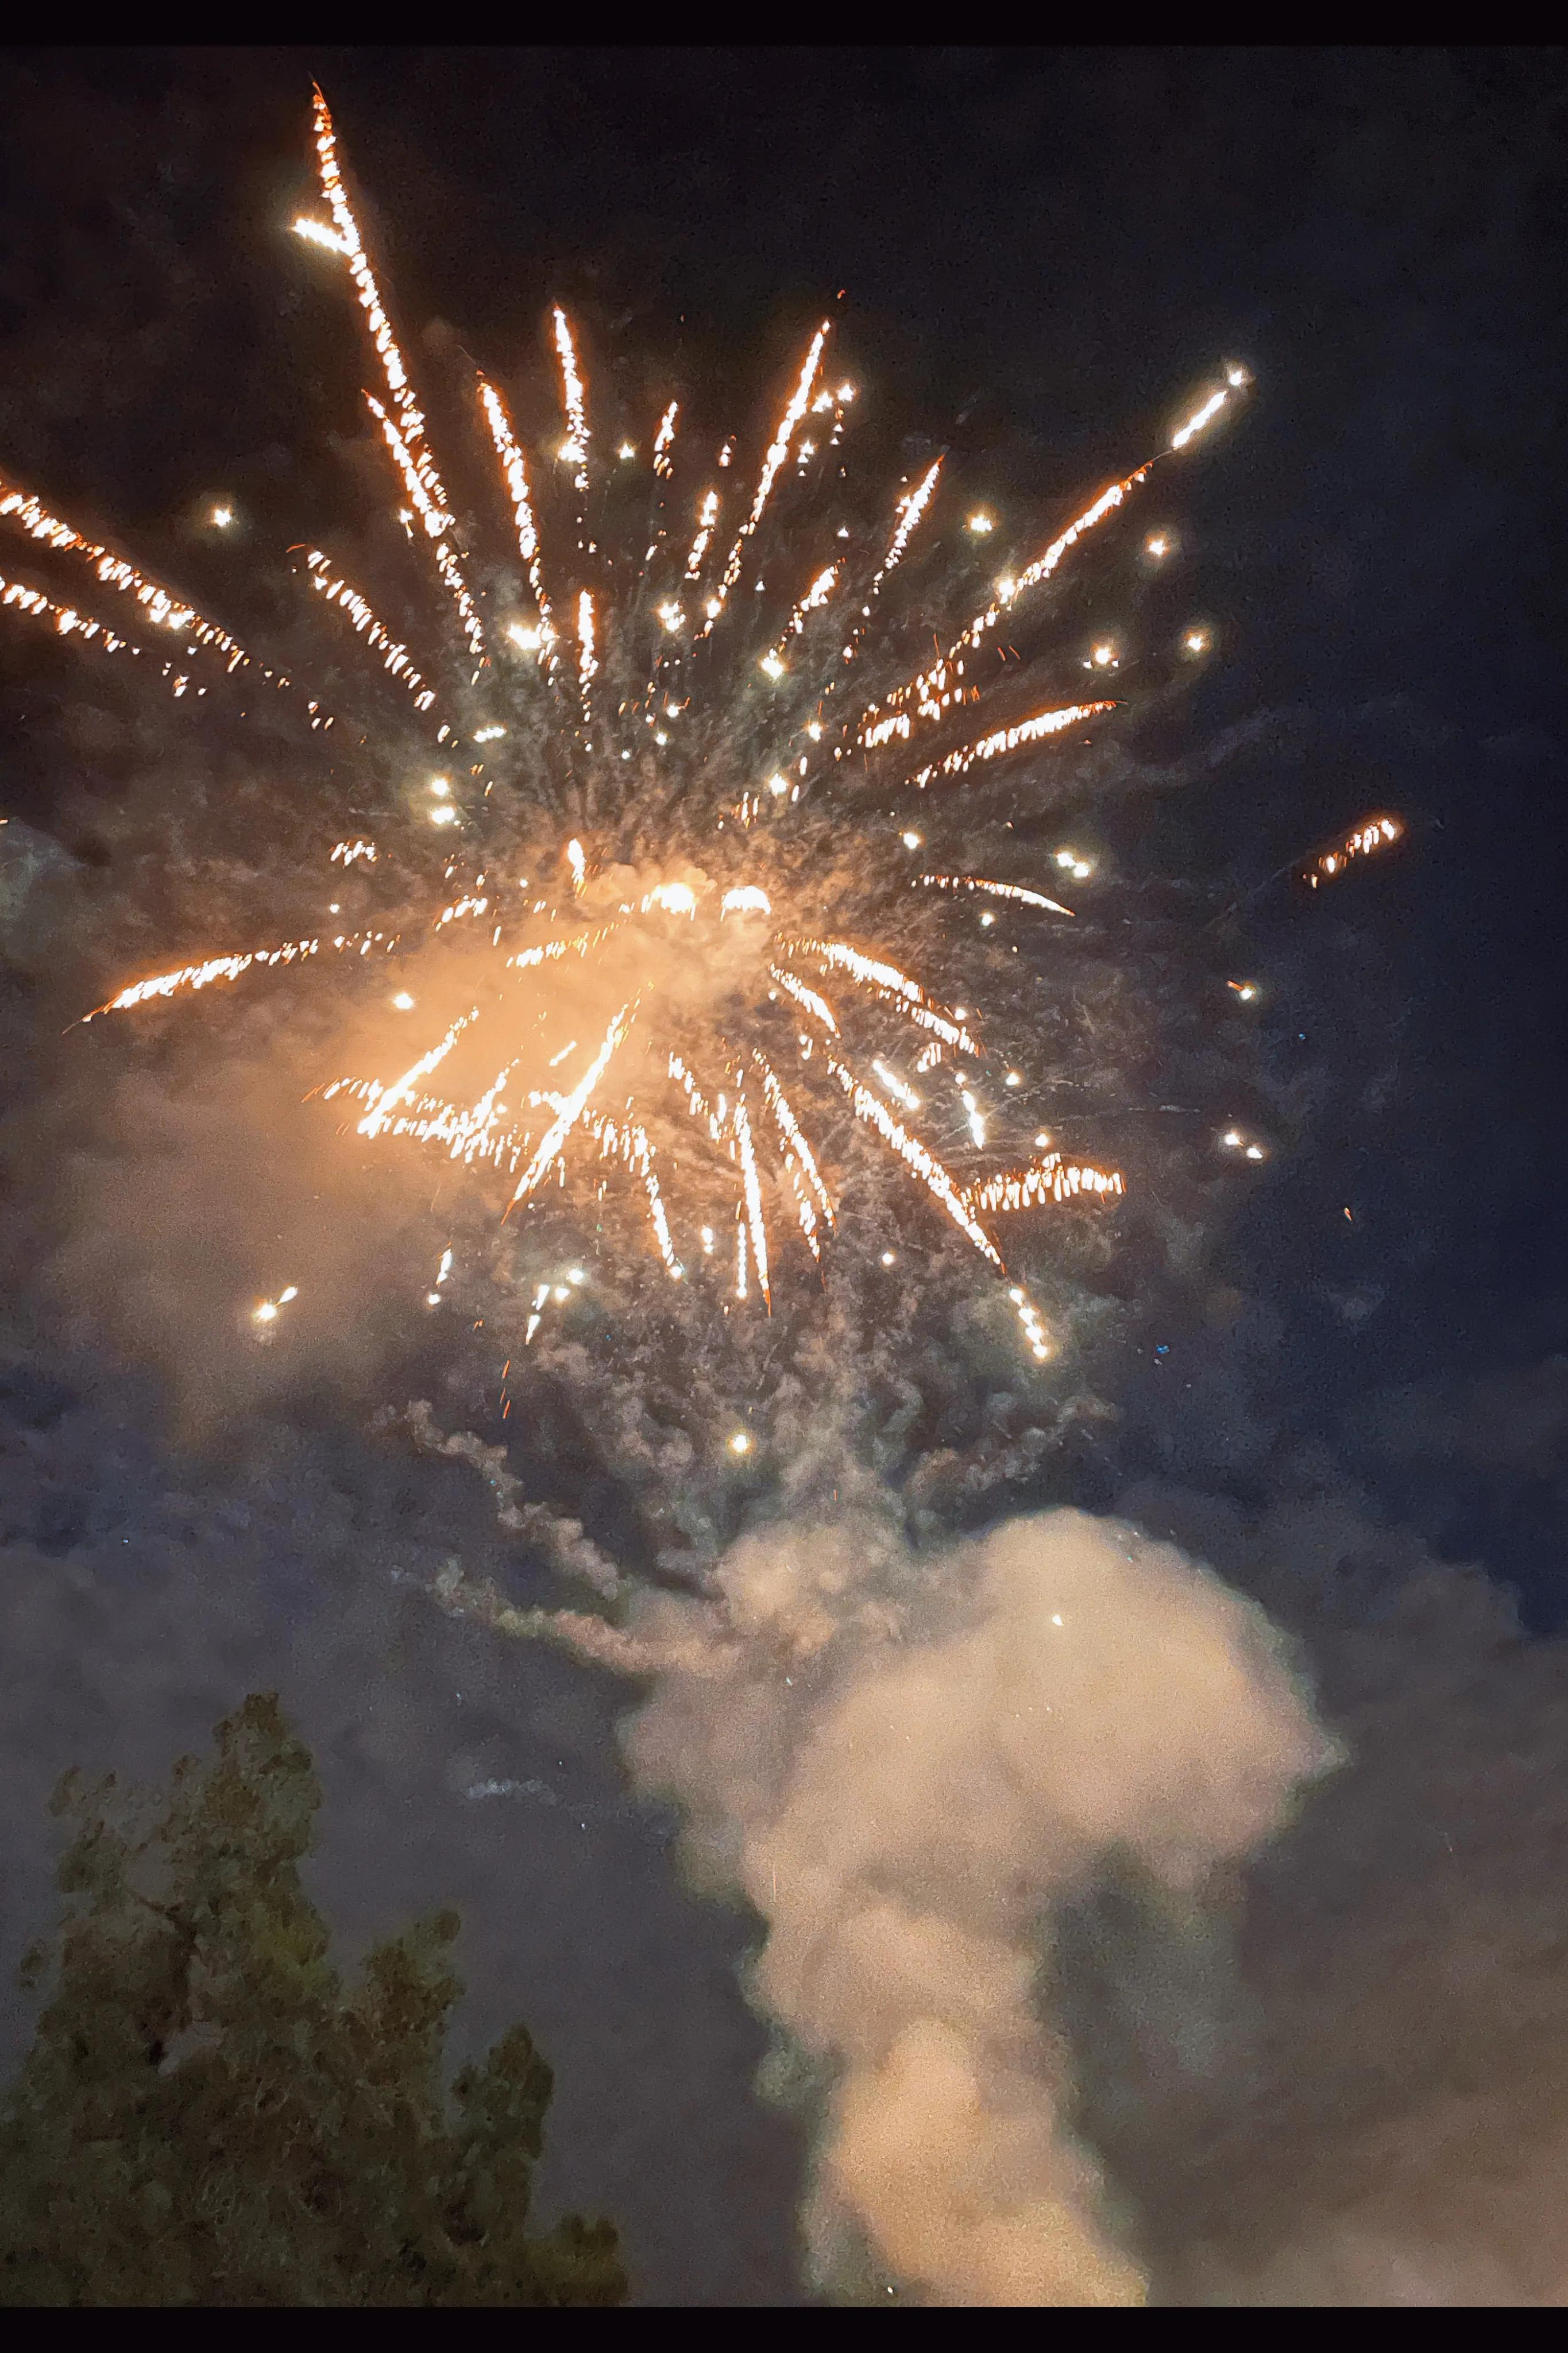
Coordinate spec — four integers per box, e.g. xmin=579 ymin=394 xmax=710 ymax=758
xmin=0 ymin=90 xmax=1326 ymax=1376
xmin=1304 ymin=814 xmax=1403 ymax=888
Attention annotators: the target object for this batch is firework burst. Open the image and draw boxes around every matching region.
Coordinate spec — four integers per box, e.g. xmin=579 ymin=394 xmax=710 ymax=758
xmin=2 ymin=91 xmax=1256 ymax=1372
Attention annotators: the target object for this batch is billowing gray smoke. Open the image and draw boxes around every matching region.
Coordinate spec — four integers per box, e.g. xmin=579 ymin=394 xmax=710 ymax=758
xmin=619 ymin=1507 xmax=1332 ymax=2304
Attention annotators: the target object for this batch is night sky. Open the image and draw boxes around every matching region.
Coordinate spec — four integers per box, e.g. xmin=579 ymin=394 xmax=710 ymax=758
xmin=2 ymin=47 xmax=1567 ymax=2305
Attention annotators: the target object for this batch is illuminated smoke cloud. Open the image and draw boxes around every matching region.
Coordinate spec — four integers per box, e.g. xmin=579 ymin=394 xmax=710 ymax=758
xmin=619 ymin=1506 xmax=1331 ymax=2304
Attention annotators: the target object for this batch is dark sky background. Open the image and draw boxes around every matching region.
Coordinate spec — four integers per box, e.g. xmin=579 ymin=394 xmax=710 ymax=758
xmin=1 ymin=45 xmax=1567 ymax=2305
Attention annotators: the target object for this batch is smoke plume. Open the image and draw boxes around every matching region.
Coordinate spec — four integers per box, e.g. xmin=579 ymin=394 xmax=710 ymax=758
xmin=617 ymin=1506 xmax=1332 ymax=2303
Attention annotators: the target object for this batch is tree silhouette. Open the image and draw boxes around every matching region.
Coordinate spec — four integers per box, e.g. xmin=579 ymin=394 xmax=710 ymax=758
xmin=0 ymin=1693 xmax=626 ymax=2306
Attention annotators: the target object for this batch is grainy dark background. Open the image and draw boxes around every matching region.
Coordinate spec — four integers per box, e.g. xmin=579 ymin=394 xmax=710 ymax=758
xmin=1 ymin=47 xmax=1565 ymax=2303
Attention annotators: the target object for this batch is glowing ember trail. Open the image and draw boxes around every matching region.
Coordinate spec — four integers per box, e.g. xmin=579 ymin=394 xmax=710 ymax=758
xmin=478 ymin=379 xmax=555 ymax=653
xmin=508 ymin=1002 xmax=636 ymax=1211
xmin=553 ymin=307 xmax=591 ymax=493
xmin=1 ymin=479 xmax=282 ymax=687
xmin=918 ymin=874 xmax=1075 ymax=917
xmin=829 ymin=1056 xmax=1003 ymax=1269
xmin=360 ymin=1006 xmax=481 ymax=1137
xmin=1305 ymin=813 xmax=1403 ymax=888
xmin=304 ymin=553 xmax=437 ymax=712
xmin=703 ymin=319 xmax=830 ymax=630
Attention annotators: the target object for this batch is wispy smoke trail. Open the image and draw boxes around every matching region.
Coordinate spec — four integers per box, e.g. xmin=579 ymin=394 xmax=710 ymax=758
xmin=615 ymin=1507 xmax=1331 ymax=2304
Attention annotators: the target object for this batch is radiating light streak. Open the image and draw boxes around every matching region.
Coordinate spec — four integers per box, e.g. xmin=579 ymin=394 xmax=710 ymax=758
xmin=766 ymin=562 xmax=839 ymax=669
xmin=592 ymin=1115 xmax=679 ymax=1272
xmin=310 ymin=89 xmax=455 ymax=526
xmin=503 ymin=920 xmax=619 ymax=978
xmin=84 ymin=927 xmax=394 ymax=1019
xmin=855 ymin=476 xmax=1145 ymax=741
xmin=966 ymin=1152 xmax=1125 ymax=1213
xmin=359 ymin=1005 xmax=480 ymax=1137
xmin=363 ymin=394 xmax=485 ymax=659
xmin=292 ymin=216 xmax=348 ymax=256
xmin=781 ymin=943 xmax=979 ymax=1054
xmin=309 ymin=86 xmax=464 ymax=583
xmin=668 ymin=1052 xmax=716 ymax=1131
xmin=1 ymin=478 xmax=275 ymax=684
xmin=1171 ymin=372 xmax=1245 ymax=450
xmin=753 ymin=1051 xmax=834 ymax=1253
xmin=871 ymin=1058 xmax=921 ymax=1110
xmin=732 ymin=1092 xmax=771 ymax=1307
xmin=839 ymin=461 xmax=944 ymax=672
xmin=905 ymin=699 xmax=1115 ymax=788
xmin=0 ymin=570 xmax=183 ymax=693
xmin=768 ymin=965 xmax=839 ymax=1036
xmin=304 ymin=553 xmax=437 ymax=710
xmin=553 ymin=308 xmax=590 ymax=492
xmin=652 ymin=401 xmax=679 ymax=477
xmin=917 ymin=873 xmax=1074 ymax=917
xmin=829 ymin=1056 xmax=1003 ymax=1268
xmin=877 ymin=461 xmax=943 ymax=598
xmin=851 ymin=375 xmax=1254 ymax=751
xmin=577 ymin=589 xmax=597 ymax=716
xmin=786 ymin=937 xmax=925 ymax=1006
xmin=683 ymin=489 xmax=721 ymax=579
xmin=478 ymin=378 xmax=555 ymax=654
xmin=507 ymin=1001 xmax=636 ymax=1212
xmin=704 ymin=321 xmax=830 ymax=630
